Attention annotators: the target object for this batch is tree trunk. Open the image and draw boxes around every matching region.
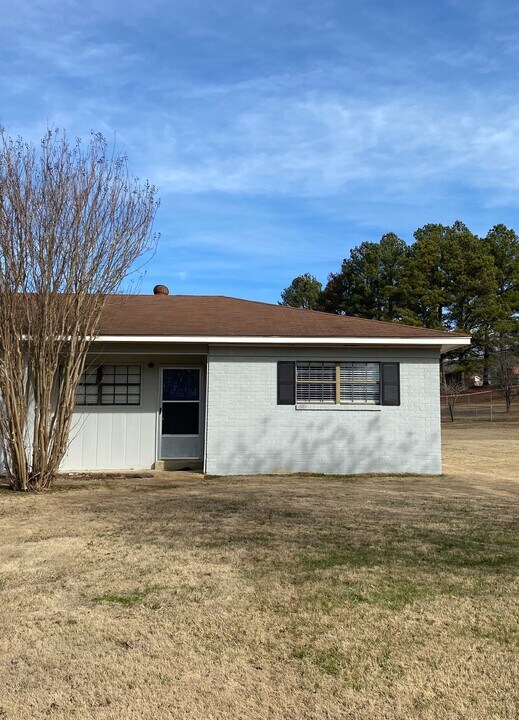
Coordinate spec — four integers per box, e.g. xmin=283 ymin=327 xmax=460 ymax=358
xmin=439 ymin=357 xmax=446 ymax=386
xmin=483 ymin=345 xmax=490 ymax=386
xmin=448 ymin=403 xmax=454 ymax=422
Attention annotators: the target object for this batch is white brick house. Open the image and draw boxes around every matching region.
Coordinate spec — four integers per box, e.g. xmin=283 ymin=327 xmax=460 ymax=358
xmin=62 ymin=288 xmax=471 ymax=475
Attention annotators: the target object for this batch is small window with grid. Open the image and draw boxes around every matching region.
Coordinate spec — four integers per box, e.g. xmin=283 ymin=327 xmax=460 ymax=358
xmin=75 ymin=365 xmax=141 ymax=406
xmin=296 ymin=361 xmax=380 ymax=404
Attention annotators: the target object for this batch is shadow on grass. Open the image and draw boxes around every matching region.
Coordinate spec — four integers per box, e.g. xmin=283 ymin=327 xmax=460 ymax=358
xmin=46 ymin=477 xmax=519 ymax=615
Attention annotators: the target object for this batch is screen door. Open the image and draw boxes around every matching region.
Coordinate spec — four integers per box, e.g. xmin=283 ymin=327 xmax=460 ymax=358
xmin=159 ymin=368 xmax=202 ymax=460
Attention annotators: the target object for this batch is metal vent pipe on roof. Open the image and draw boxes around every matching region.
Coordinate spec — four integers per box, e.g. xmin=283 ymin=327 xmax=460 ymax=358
xmin=153 ymin=285 xmax=169 ymax=295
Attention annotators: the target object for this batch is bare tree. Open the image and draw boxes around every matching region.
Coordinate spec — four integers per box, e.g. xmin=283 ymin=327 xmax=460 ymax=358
xmin=491 ymin=345 xmax=519 ymax=413
xmin=441 ymin=379 xmax=466 ymax=422
xmin=0 ymin=129 xmax=158 ymax=491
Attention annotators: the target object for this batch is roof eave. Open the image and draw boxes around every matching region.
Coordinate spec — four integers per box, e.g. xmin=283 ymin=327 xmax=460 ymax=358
xmin=439 ymin=339 xmax=473 ymax=354
xmin=94 ymin=335 xmax=472 ymax=350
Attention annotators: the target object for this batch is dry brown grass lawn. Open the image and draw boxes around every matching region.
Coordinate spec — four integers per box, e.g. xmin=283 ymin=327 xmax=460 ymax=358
xmin=0 ymin=422 xmax=518 ymax=719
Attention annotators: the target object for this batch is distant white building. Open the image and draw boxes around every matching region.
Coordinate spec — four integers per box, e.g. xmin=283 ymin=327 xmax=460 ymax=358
xmin=444 ymin=365 xmax=482 ymax=388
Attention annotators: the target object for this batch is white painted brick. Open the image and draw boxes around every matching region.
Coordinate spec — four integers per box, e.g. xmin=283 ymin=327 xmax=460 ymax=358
xmin=205 ymin=346 xmax=442 ymax=476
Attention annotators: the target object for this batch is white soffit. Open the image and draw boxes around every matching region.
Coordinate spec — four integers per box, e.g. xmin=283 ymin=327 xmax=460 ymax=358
xmin=95 ymin=335 xmax=471 ymax=353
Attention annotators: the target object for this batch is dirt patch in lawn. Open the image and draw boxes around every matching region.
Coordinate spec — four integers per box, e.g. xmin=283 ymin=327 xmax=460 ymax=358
xmin=0 ymin=423 xmax=517 ymax=719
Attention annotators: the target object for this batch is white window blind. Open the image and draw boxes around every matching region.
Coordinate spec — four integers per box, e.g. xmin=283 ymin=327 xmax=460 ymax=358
xmin=296 ymin=361 xmax=380 ymax=404
xmin=296 ymin=362 xmax=336 ymax=403
xmin=340 ymin=362 xmax=380 ymax=404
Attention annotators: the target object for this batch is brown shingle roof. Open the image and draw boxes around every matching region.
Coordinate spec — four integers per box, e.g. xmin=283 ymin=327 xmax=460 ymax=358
xmin=98 ymin=294 xmax=466 ymax=340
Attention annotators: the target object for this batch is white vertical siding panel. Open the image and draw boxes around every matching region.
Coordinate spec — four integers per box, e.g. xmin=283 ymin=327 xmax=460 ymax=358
xmin=64 ymin=415 xmax=83 ymax=469
xmin=139 ymin=409 xmax=155 ymax=469
xmin=125 ymin=412 xmax=142 ymax=468
xmin=79 ymin=412 xmax=97 ymax=469
xmin=110 ymin=412 xmax=127 ymax=468
xmin=96 ymin=413 xmax=113 ymax=469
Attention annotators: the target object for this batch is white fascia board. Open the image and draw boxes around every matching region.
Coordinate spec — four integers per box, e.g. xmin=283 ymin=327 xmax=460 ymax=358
xmin=94 ymin=335 xmax=471 ymax=350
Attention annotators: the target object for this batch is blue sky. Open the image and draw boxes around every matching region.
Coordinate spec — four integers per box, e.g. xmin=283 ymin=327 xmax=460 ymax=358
xmin=2 ymin=0 xmax=519 ymax=301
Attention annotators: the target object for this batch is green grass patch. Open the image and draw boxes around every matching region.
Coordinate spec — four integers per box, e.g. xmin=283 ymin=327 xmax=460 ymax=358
xmin=301 ymin=548 xmax=388 ymax=570
xmin=353 ymin=579 xmax=425 ymax=609
xmin=464 ymin=617 xmax=519 ymax=647
xmin=92 ymin=585 xmax=165 ymax=607
xmin=93 ymin=591 xmax=146 ymax=607
xmin=299 ymin=517 xmax=519 ymax=578
xmin=293 ymin=645 xmax=344 ymax=676
xmin=303 ymin=577 xmax=426 ymax=612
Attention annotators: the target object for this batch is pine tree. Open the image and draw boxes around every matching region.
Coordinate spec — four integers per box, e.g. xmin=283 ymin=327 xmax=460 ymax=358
xmin=279 ymin=273 xmax=322 ymax=309
xmin=398 ymin=224 xmax=451 ymax=329
xmin=480 ymin=224 xmax=519 ymax=381
xmin=321 ymin=233 xmax=408 ymax=320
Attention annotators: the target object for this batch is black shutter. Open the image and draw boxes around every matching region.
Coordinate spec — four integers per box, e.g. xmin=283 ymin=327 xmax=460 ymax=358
xmin=277 ymin=361 xmax=295 ymax=405
xmin=381 ymin=362 xmax=400 ymax=406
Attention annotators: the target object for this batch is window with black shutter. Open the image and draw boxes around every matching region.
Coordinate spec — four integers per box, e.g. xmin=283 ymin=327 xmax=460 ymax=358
xmin=287 ymin=360 xmax=400 ymax=406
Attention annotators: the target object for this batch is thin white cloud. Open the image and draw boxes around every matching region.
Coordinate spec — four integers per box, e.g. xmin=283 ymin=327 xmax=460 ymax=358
xmin=148 ymin=94 xmax=519 ymax=203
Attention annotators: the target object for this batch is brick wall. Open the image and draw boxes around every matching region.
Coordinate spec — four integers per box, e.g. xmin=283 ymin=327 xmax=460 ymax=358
xmin=205 ymin=346 xmax=441 ymax=475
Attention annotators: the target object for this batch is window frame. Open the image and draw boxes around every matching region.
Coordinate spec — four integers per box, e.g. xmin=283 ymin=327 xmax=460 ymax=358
xmin=296 ymin=361 xmax=381 ymax=405
xmin=75 ymin=364 xmax=142 ymax=407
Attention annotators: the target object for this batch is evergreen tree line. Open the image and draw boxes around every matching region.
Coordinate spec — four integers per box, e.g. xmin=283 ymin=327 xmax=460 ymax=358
xmin=280 ymin=222 xmax=519 ymax=378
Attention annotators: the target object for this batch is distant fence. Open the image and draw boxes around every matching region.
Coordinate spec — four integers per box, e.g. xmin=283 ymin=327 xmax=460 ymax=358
xmin=440 ymin=388 xmax=518 ymax=422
